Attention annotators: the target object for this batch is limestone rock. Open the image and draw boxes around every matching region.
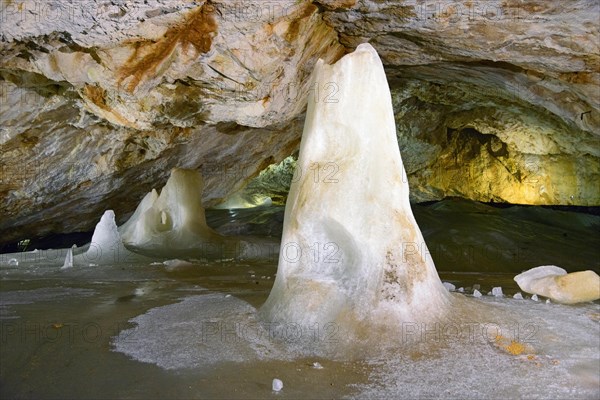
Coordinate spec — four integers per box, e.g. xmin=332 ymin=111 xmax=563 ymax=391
xmin=0 ymin=1 xmax=343 ymax=244
xmin=1 ymin=0 xmax=599 ymax=244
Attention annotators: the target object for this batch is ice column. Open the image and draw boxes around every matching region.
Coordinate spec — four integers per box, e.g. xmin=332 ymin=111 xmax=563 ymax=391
xmin=260 ymin=44 xmax=451 ymax=335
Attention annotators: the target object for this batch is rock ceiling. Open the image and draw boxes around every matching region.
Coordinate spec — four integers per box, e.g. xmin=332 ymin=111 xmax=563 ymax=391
xmin=1 ymin=0 xmax=598 ymax=243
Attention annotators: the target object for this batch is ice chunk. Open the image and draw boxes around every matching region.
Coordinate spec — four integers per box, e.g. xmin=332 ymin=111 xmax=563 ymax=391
xmin=312 ymin=362 xmax=324 ymax=369
xmin=443 ymin=282 xmax=456 ymax=292
xmin=515 ymin=265 xmax=567 ymax=291
xmin=513 ymin=292 xmax=524 ymax=300
xmin=457 ymin=287 xmax=465 ymax=293
xmin=260 ymin=44 xmax=450 ymax=342
xmin=492 ymin=287 xmax=503 ymax=297
xmin=531 ymin=294 xmax=539 ymax=301
xmin=272 ymin=378 xmax=283 ymax=392
xmin=119 ymin=168 xmax=230 ymax=258
xmin=473 ymin=289 xmax=482 ymax=298
xmin=514 ymin=265 xmax=600 ymax=304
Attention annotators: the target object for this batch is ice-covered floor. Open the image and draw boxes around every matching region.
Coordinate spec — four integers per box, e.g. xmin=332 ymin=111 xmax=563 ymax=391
xmin=1 ymin=200 xmax=598 ymax=399
xmin=111 ymin=288 xmax=599 ymax=398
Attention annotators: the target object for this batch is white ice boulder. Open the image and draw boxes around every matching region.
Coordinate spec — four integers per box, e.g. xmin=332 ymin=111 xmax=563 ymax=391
xmin=514 ymin=265 xmax=600 ymax=304
xmin=119 ymin=168 xmax=226 ymax=257
xmin=260 ymin=43 xmax=451 ymax=340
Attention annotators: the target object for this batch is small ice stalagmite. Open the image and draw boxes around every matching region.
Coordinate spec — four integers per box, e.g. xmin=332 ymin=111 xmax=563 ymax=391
xmin=514 ymin=265 xmax=600 ymax=304
xmin=260 ymin=44 xmax=451 ymax=342
xmin=119 ymin=168 xmax=227 ymax=258
xmin=61 ymin=245 xmax=74 ymax=269
xmin=73 ymin=210 xmax=146 ymax=265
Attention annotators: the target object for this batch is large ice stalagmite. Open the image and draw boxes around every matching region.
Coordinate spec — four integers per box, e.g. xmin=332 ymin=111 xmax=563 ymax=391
xmin=260 ymin=44 xmax=451 ymax=342
xmin=119 ymin=168 xmax=227 ymax=258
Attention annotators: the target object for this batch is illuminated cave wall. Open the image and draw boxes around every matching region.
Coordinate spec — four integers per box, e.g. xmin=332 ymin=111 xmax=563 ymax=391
xmin=392 ymin=80 xmax=600 ymax=205
xmin=224 ymin=79 xmax=600 ymax=207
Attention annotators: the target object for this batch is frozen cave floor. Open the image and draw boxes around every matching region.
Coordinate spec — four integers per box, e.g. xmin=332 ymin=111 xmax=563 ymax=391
xmin=1 ymin=260 xmax=597 ymax=399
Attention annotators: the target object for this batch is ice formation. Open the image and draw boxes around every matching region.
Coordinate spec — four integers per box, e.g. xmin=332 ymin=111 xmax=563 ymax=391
xmin=61 ymin=246 xmax=74 ymax=269
xmin=60 ymin=210 xmax=148 ymax=266
xmin=272 ymin=379 xmax=283 ymax=392
xmin=514 ymin=265 xmax=600 ymax=304
xmin=260 ymin=44 xmax=450 ymax=343
xmin=119 ymin=168 xmax=228 ymax=258
xmin=81 ymin=210 xmax=147 ymax=265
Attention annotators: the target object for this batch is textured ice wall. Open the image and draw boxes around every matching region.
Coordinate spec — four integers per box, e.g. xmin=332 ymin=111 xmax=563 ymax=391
xmin=260 ymin=44 xmax=451 ymax=346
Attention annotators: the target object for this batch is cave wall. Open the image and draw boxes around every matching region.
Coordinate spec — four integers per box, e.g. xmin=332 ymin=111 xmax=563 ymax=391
xmin=392 ymin=80 xmax=600 ymax=205
xmin=0 ymin=0 xmax=598 ymax=243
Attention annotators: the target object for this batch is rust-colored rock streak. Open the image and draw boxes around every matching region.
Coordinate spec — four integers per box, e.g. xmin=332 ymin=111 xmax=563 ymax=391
xmin=118 ymin=4 xmax=217 ymax=93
